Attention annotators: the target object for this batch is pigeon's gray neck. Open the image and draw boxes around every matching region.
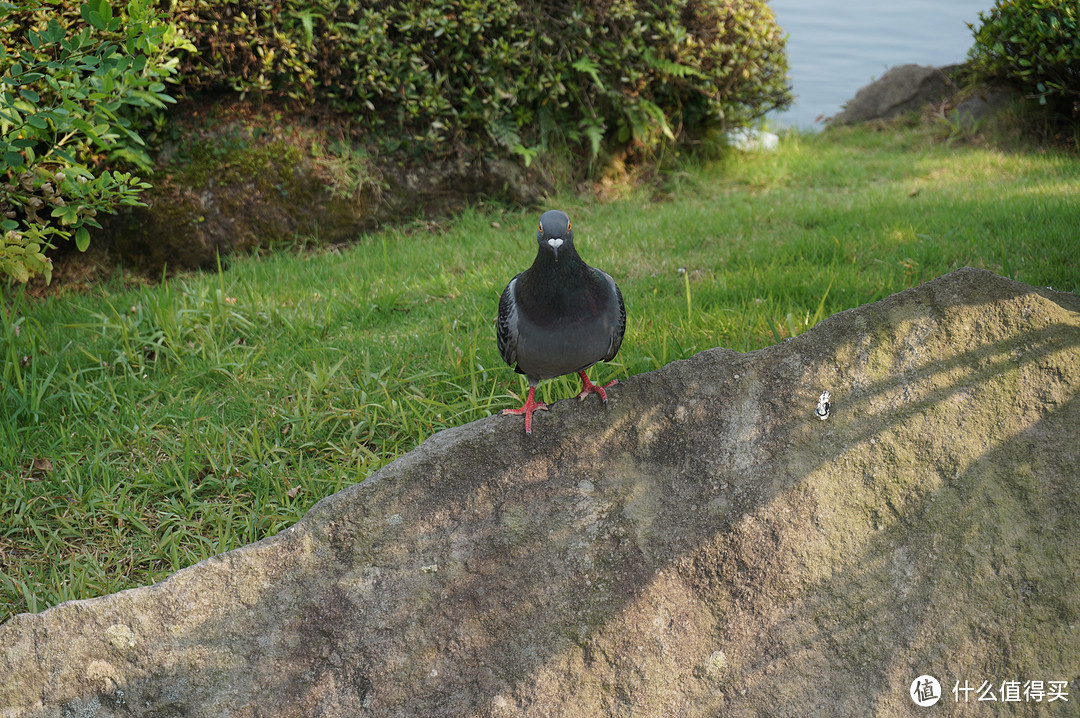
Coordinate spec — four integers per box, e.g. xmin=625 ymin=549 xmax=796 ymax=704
xmin=529 ymin=242 xmax=586 ymax=278
xmin=517 ymin=245 xmax=600 ymax=318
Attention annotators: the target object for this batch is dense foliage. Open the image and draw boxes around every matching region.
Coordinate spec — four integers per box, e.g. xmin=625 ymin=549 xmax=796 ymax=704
xmin=969 ymin=0 xmax=1079 ymax=116
xmin=174 ymin=0 xmax=792 ymax=161
xmin=0 ymin=0 xmax=189 ymax=283
xmin=1 ymin=0 xmax=791 ymax=282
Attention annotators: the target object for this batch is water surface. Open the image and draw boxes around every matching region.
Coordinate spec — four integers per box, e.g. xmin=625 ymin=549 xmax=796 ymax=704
xmin=768 ymin=0 xmax=993 ymax=129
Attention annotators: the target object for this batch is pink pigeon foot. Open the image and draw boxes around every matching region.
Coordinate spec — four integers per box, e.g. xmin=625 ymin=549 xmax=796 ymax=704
xmin=501 ymin=385 xmax=549 ymax=435
xmin=575 ymin=371 xmax=617 ymax=404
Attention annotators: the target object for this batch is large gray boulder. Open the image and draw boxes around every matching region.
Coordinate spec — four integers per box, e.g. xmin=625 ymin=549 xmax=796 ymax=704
xmin=2 ymin=268 xmax=1078 ymax=717
xmin=833 ymin=64 xmax=958 ymax=125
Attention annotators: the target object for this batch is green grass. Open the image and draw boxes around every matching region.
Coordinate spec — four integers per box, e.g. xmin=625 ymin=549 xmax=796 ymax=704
xmin=2 ymin=124 xmax=1078 ymax=623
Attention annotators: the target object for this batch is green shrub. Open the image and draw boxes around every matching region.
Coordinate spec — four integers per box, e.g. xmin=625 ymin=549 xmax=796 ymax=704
xmin=2 ymin=0 xmax=791 ymax=281
xmin=968 ymin=0 xmax=1079 ymax=114
xmin=0 ymin=0 xmax=191 ymax=283
xmin=173 ymin=0 xmax=791 ymax=163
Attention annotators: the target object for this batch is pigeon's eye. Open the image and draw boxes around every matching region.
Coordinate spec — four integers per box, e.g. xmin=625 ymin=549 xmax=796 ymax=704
xmin=538 ymin=223 xmax=543 ymax=232
xmin=567 ymin=221 xmax=571 ymax=230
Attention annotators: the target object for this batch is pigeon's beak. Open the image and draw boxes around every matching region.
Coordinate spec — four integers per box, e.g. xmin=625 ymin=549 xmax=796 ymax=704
xmin=547 ymin=237 xmax=563 ymax=260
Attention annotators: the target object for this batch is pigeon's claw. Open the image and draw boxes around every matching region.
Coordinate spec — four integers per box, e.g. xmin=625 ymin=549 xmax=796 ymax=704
xmin=501 ymin=385 xmax=549 ymax=435
xmin=576 ymin=371 xmax=617 ymax=404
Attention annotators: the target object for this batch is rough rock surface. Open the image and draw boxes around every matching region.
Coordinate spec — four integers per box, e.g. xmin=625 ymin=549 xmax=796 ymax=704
xmin=950 ymin=84 xmax=1023 ymax=129
xmin=833 ymin=64 xmax=958 ymax=124
xmin=2 ymin=268 xmax=1079 ymax=717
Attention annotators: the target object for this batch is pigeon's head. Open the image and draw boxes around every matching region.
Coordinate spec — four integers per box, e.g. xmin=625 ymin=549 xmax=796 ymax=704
xmin=537 ymin=209 xmax=574 ymax=261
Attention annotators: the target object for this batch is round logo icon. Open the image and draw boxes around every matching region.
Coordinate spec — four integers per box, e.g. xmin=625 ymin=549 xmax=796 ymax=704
xmin=910 ymin=675 xmax=942 ymax=707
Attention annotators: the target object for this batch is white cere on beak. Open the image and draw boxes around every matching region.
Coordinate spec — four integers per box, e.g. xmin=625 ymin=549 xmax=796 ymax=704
xmin=548 ymin=238 xmax=564 ymax=251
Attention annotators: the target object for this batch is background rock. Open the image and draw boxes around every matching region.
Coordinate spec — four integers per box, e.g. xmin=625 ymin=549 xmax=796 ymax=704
xmin=90 ymin=104 xmax=552 ymax=274
xmin=105 ymin=134 xmax=381 ymax=271
xmin=832 ymin=63 xmax=958 ymax=124
xmin=949 ymin=84 xmax=1024 ymax=129
xmin=1 ymin=268 xmax=1078 ymax=716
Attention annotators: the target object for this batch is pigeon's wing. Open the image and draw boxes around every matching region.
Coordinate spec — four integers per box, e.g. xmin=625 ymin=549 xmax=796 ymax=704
xmin=496 ymin=273 xmax=523 ymax=372
xmin=598 ymin=269 xmax=625 ymax=362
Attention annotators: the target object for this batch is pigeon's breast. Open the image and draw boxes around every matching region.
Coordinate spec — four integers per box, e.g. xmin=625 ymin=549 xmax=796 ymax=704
xmin=512 ymin=310 xmax=617 ymax=380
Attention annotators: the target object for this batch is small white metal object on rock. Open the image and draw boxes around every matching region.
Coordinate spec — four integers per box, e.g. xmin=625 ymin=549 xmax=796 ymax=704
xmin=815 ymin=390 xmax=831 ymax=421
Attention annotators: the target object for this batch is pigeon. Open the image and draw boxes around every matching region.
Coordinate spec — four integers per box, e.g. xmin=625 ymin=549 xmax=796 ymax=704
xmin=496 ymin=209 xmax=626 ymax=434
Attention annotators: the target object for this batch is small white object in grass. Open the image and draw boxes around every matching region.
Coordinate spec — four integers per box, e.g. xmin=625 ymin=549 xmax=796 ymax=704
xmin=815 ymin=390 xmax=831 ymax=421
xmin=726 ymin=128 xmax=780 ymax=152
